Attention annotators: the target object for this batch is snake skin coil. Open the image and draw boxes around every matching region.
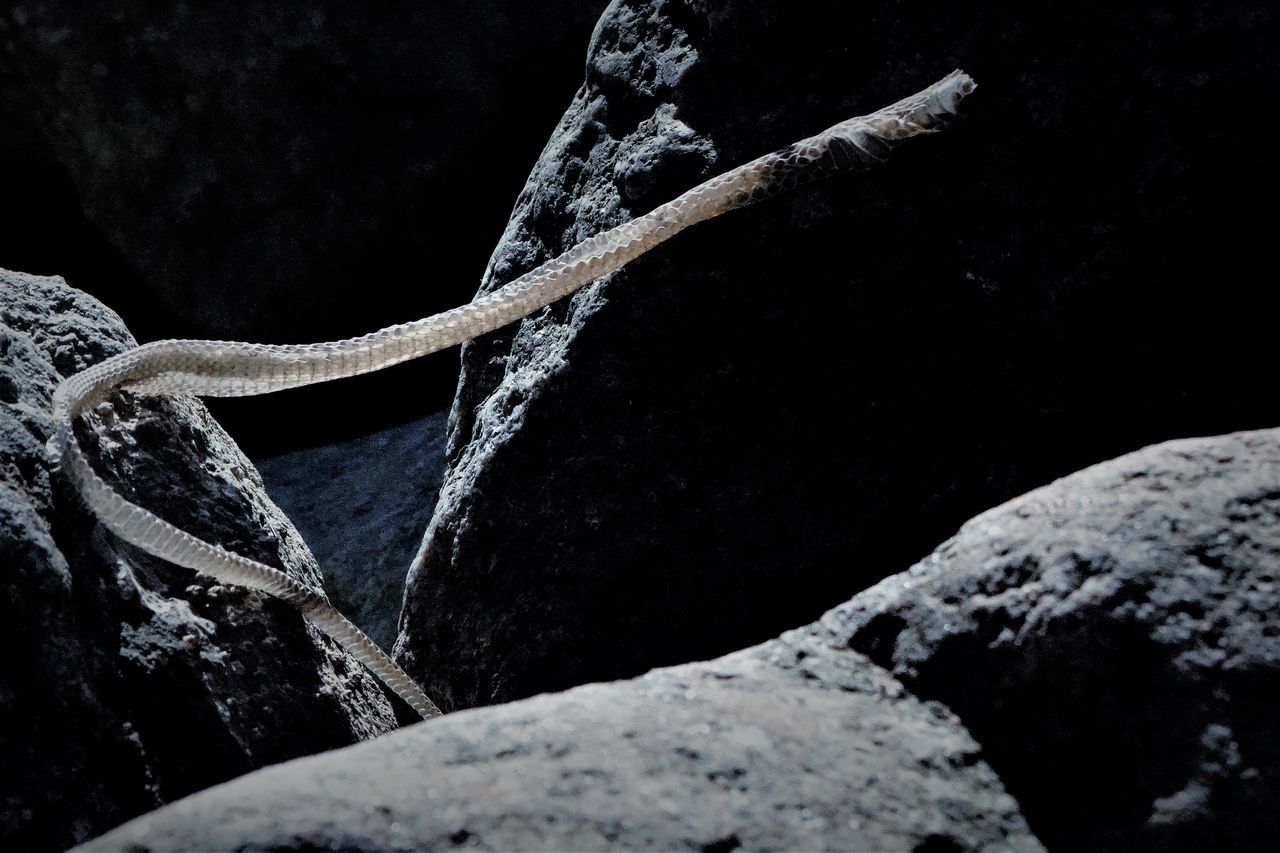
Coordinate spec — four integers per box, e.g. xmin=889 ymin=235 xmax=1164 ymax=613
xmin=49 ymin=71 xmax=975 ymax=720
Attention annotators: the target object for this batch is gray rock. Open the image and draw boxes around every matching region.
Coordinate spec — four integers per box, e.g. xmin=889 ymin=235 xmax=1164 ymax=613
xmin=78 ymin=622 xmax=1042 ymax=853
xmin=0 ymin=268 xmax=398 ymax=852
xmin=830 ymin=428 xmax=1280 ymax=852
xmin=400 ymin=0 xmax=1280 ymax=710
xmin=256 ymin=413 xmax=449 ymax=650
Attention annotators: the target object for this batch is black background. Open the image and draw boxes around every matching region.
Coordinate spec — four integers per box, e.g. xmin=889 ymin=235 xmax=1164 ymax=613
xmin=0 ymin=2 xmax=601 ymax=454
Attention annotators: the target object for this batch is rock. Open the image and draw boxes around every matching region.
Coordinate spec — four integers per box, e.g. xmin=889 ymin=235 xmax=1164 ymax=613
xmin=400 ymin=0 xmax=1280 ymax=709
xmin=830 ymin=428 xmax=1280 ymax=852
xmin=256 ymin=412 xmax=449 ymax=650
xmin=0 ymin=268 xmax=398 ymax=852
xmin=77 ymin=621 xmax=1042 ymax=853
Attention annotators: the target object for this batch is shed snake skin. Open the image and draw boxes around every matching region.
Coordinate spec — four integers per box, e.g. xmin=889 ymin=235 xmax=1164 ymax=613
xmin=49 ymin=71 xmax=975 ymax=720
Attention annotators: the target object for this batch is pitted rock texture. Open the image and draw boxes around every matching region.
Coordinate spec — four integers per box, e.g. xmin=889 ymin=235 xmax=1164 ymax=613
xmin=78 ymin=623 xmax=1042 ymax=853
xmin=400 ymin=0 xmax=1280 ymax=710
xmin=0 ymin=268 xmax=397 ymax=852
xmin=830 ymin=428 xmax=1280 ymax=852
xmin=257 ymin=412 xmax=449 ymax=650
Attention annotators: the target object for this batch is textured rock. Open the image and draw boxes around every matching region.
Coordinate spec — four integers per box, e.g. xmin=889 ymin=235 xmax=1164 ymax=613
xmin=830 ymin=428 xmax=1280 ymax=852
xmin=0 ymin=268 xmax=398 ymax=852
xmin=78 ymin=622 xmax=1042 ymax=853
xmin=400 ymin=0 xmax=1280 ymax=710
xmin=256 ymin=413 xmax=448 ymax=650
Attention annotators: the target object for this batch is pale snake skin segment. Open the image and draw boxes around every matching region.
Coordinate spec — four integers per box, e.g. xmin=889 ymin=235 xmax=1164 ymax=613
xmin=49 ymin=71 xmax=975 ymax=720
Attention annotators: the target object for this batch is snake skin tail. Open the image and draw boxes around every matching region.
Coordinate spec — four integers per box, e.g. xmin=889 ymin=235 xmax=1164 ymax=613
xmin=49 ymin=71 xmax=974 ymax=723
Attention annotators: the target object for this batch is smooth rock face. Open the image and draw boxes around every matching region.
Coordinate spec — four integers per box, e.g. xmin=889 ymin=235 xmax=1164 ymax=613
xmin=400 ymin=0 xmax=1280 ymax=710
xmin=831 ymin=428 xmax=1280 ymax=852
xmin=79 ymin=623 xmax=1042 ymax=853
xmin=0 ymin=268 xmax=398 ymax=852
xmin=257 ymin=413 xmax=449 ymax=650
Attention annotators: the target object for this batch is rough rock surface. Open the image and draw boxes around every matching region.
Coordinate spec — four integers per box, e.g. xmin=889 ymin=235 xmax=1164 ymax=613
xmin=0 ymin=268 xmax=398 ymax=852
xmin=256 ymin=412 xmax=448 ymax=650
xmin=831 ymin=428 xmax=1280 ymax=852
xmin=400 ymin=0 xmax=1280 ymax=710
xmin=79 ymin=622 xmax=1041 ymax=853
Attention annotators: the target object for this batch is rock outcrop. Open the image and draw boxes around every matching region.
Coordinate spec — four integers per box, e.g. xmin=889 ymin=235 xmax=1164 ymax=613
xmin=0 ymin=269 xmax=398 ymax=852
xmin=831 ymin=428 xmax=1280 ymax=852
xmin=400 ymin=0 xmax=1280 ymax=709
xmin=78 ymin=621 xmax=1041 ymax=853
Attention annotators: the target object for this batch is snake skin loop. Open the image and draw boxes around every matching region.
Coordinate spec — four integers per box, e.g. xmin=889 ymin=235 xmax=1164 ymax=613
xmin=49 ymin=71 xmax=974 ymax=720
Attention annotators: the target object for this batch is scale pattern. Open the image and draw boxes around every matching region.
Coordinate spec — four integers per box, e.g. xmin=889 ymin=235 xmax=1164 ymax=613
xmin=48 ymin=71 xmax=975 ymax=719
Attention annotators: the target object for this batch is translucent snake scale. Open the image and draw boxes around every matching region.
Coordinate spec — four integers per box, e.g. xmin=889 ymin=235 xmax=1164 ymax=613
xmin=48 ymin=71 xmax=975 ymax=720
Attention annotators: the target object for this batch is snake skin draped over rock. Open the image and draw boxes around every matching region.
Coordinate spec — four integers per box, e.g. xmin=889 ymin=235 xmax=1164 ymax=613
xmin=48 ymin=72 xmax=975 ymax=718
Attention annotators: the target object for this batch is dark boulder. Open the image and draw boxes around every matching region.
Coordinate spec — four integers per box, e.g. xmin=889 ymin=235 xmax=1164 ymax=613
xmin=399 ymin=0 xmax=1280 ymax=709
xmin=833 ymin=428 xmax=1280 ymax=852
xmin=0 ymin=268 xmax=397 ymax=852
xmin=78 ymin=619 xmax=1041 ymax=853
